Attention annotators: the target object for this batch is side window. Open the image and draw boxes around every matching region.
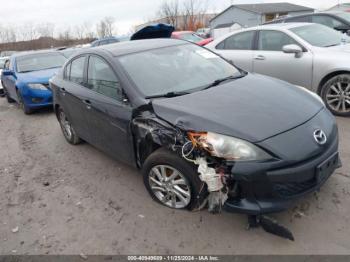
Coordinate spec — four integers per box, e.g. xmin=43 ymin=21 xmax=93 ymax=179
xmin=312 ymin=15 xmax=344 ymax=28
xmin=216 ymin=41 xmax=225 ymax=49
xmin=70 ymin=56 xmax=85 ymax=85
xmin=221 ymin=31 xmax=255 ymax=50
xmin=87 ymin=56 xmax=123 ymax=101
xmin=258 ymin=30 xmax=299 ymax=51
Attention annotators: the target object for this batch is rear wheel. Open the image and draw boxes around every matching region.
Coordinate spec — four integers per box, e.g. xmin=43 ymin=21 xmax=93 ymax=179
xmin=17 ymin=90 xmax=33 ymax=115
xmin=321 ymin=74 xmax=350 ymax=116
xmin=142 ymin=148 xmax=207 ymax=210
xmin=57 ymin=108 xmax=81 ymax=145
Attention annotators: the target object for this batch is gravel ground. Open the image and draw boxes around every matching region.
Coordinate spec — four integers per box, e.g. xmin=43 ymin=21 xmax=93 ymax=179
xmin=0 ymin=97 xmax=349 ymax=255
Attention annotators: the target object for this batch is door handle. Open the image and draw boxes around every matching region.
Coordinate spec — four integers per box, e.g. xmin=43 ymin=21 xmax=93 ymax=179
xmin=83 ymin=99 xmax=92 ymax=110
xmin=254 ymin=55 xmax=266 ymax=61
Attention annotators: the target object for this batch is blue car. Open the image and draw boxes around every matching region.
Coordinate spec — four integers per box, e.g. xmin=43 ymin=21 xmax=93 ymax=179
xmin=1 ymin=51 xmax=67 ymax=114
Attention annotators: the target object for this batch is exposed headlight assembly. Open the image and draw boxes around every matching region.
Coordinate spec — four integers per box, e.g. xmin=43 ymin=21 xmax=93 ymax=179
xmin=188 ymin=132 xmax=273 ymax=161
xmin=28 ymin=83 xmax=47 ymax=90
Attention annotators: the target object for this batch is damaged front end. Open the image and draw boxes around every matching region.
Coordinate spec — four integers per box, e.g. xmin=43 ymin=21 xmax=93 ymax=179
xmin=131 ymin=106 xmax=339 ymax=241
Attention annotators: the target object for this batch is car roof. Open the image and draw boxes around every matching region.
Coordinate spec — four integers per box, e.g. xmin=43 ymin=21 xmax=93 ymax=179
xmin=246 ymin=22 xmax=312 ymax=31
xmin=95 ymin=38 xmax=188 ymax=57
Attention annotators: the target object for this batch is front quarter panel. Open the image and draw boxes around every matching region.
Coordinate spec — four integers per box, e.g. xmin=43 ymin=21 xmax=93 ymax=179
xmin=312 ymin=48 xmax=350 ymax=92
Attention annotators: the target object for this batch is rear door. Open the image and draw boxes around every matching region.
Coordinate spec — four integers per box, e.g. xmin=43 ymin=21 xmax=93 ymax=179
xmin=213 ymin=31 xmax=256 ymax=71
xmin=58 ymin=55 xmax=92 ymax=141
xmin=82 ymin=55 xmax=134 ymax=164
xmin=252 ymin=30 xmax=313 ymax=88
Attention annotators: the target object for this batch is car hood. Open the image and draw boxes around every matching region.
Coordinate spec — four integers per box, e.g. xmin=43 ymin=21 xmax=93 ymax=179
xmin=324 ymin=43 xmax=350 ymax=53
xmin=131 ymin=24 xmax=175 ymax=41
xmin=17 ymin=67 xmax=60 ymax=83
xmin=152 ymin=73 xmax=324 ymax=143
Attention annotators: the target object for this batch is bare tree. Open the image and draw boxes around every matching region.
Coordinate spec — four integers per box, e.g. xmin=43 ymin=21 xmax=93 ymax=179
xmin=158 ymin=0 xmax=180 ymax=29
xmin=74 ymin=24 xmax=85 ymax=40
xmin=82 ymin=22 xmax=95 ymax=39
xmin=182 ymin=0 xmax=208 ymax=31
xmin=36 ymin=23 xmax=55 ymax=38
xmin=96 ymin=17 xmax=116 ymax=38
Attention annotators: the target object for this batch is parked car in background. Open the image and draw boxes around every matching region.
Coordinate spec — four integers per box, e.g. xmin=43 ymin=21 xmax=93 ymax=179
xmin=59 ymin=47 xmax=82 ymax=58
xmin=131 ymin=24 xmax=175 ymax=41
xmin=172 ymin=31 xmax=213 ymax=46
xmin=91 ymin=36 xmax=120 ymax=47
xmin=207 ymin=23 xmax=350 ymax=116
xmin=1 ymin=51 xmax=67 ymax=114
xmin=266 ymin=12 xmax=350 ymax=35
xmin=0 ymin=56 xmax=9 ymax=97
xmin=50 ymin=39 xmax=339 ymax=230
xmin=196 ymin=27 xmax=211 ymax=38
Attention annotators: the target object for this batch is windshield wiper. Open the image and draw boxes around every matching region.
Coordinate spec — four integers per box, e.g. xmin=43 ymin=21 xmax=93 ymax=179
xmin=201 ymin=73 xmax=246 ymax=91
xmin=145 ymin=91 xmax=190 ymax=99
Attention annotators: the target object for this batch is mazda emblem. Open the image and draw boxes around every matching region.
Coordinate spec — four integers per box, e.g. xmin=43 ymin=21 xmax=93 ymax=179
xmin=313 ymin=129 xmax=327 ymax=145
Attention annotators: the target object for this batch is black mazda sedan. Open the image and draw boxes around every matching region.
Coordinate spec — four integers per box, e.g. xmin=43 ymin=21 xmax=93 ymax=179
xmin=50 ymin=39 xmax=340 ymax=221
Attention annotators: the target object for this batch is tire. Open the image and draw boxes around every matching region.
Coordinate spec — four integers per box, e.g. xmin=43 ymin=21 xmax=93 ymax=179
xmin=57 ymin=107 xmax=81 ymax=145
xmin=321 ymin=74 xmax=350 ymax=117
xmin=142 ymin=148 xmax=207 ymax=211
xmin=17 ymin=90 xmax=33 ymax=115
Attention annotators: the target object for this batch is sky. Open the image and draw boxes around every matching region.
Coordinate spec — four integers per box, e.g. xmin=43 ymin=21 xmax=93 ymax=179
xmin=0 ymin=0 xmax=346 ymax=35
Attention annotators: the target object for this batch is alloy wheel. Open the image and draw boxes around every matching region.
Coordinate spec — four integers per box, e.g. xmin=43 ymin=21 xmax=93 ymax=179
xmin=326 ymin=80 xmax=350 ymax=113
xmin=149 ymin=165 xmax=191 ymax=209
xmin=59 ymin=110 xmax=73 ymax=140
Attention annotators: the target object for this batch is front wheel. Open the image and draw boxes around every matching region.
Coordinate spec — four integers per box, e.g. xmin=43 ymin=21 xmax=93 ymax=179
xmin=142 ymin=148 xmax=207 ymax=210
xmin=321 ymin=74 xmax=350 ymax=116
xmin=57 ymin=108 xmax=81 ymax=145
xmin=16 ymin=90 xmax=33 ymax=115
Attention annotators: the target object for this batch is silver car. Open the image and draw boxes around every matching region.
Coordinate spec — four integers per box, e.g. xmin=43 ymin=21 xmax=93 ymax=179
xmin=206 ymin=23 xmax=350 ymax=116
xmin=0 ymin=57 xmax=9 ymax=97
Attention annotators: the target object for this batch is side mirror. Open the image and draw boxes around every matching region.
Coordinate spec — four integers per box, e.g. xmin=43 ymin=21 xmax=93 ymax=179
xmin=283 ymin=44 xmax=303 ymax=58
xmin=334 ymin=25 xmax=350 ymax=33
xmin=2 ymin=70 xmax=13 ymax=76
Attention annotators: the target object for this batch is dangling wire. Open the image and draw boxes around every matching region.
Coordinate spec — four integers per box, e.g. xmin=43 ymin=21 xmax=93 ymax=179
xmin=181 ymin=140 xmax=196 ymax=163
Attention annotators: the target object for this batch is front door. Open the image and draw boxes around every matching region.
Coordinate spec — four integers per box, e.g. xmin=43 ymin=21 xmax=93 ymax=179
xmin=252 ymin=30 xmax=313 ymax=88
xmin=83 ymin=55 xmax=134 ymax=164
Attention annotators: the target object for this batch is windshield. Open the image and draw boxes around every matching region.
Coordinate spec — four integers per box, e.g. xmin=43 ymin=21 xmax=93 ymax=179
xmin=336 ymin=12 xmax=350 ymax=23
xmin=118 ymin=44 xmax=241 ymax=97
xmin=16 ymin=52 xmax=67 ymax=73
xmin=290 ymin=24 xmax=350 ymax=47
xmin=180 ymin=33 xmax=204 ymax=43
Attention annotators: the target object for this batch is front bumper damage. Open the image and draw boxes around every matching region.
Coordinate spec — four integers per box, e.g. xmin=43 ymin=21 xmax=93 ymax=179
xmin=132 ymin=107 xmax=340 ymax=241
xmin=183 ymin=113 xmax=339 ymax=240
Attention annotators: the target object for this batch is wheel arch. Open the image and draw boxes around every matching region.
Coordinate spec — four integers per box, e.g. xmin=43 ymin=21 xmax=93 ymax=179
xmin=317 ymin=70 xmax=350 ymax=95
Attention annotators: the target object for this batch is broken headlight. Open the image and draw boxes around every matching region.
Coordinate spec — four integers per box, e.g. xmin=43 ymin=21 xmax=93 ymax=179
xmin=188 ymin=132 xmax=273 ymax=161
